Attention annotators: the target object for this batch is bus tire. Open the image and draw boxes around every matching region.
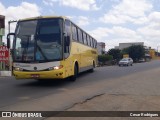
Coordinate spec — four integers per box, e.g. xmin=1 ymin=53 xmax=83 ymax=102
xmin=70 ymin=64 xmax=78 ymax=81
xmin=89 ymin=61 xmax=95 ymax=73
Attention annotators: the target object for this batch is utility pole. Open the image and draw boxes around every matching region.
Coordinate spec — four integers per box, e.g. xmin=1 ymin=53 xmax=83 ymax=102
xmin=157 ymin=46 xmax=159 ymax=57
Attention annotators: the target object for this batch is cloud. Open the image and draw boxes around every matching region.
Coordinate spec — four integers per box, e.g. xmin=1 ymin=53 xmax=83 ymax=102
xmin=43 ymin=0 xmax=58 ymax=6
xmin=0 ymin=2 xmax=5 ymax=15
xmin=88 ymin=27 xmax=111 ymax=41
xmin=5 ymin=2 xmax=40 ymax=21
xmin=0 ymin=2 xmax=41 ymax=42
xmin=100 ymin=0 xmax=152 ymax=24
xmin=113 ymin=0 xmax=152 ymax=17
xmin=43 ymin=0 xmax=100 ymax=11
xmin=89 ymin=26 xmax=140 ymax=41
xmin=112 ymin=26 xmax=137 ymax=38
xmin=77 ymin=16 xmax=89 ymax=27
xmin=148 ymin=11 xmax=160 ymax=23
xmin=137 ymin=15 xmax=160 ymax=38
xmin=136 ymin=11 xmax=160 ymax=47
xmin=67 ymin=16 xmax=90 ymax=27
xmin=98 ymin=0 xmax=160 ymax=50
xmin=88 ymin=26 xmax=145 ymax=50
xmin=0 ymin=2 xmax=40 ymax=29
xmin=138 ymin=27 xmax=160 ymax=38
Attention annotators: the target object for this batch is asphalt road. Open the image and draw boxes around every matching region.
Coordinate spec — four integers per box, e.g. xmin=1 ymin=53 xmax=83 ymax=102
xmin=0 ymin=60 xmax=159 ymax=111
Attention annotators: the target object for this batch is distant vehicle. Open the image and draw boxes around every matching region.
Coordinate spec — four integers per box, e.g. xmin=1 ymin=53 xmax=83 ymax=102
xmin=139 ymin=58 xmax=145 ymax=62
xmin=118 ymin=58 xmax=133 ymax=66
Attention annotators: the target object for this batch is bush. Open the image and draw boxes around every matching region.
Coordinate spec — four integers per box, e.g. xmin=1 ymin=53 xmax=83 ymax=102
xmin=106 ymin=55 xmax=113 ymax=61
xmin=98 ymin=55 xmax=113 ymax=65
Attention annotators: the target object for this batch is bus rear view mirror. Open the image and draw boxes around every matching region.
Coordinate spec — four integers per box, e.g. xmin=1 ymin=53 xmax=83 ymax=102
xmin=7 ymin=33 xmax=15 ymax=49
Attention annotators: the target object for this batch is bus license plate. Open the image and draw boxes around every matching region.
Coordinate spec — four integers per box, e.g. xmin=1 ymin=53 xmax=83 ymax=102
xmin=31 ymin=74 xmax=40 ymax=78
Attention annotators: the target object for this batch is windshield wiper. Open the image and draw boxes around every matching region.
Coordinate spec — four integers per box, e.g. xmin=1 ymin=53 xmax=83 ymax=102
xmin=36 ymin=44 xmax=49 ymax=61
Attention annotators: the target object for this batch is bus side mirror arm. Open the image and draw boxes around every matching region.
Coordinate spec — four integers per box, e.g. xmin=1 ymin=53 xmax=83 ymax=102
xmin=65 ymin=36 xmax=70 ymax=46
xmin=7 ymin=33 xmax=15 ymax=49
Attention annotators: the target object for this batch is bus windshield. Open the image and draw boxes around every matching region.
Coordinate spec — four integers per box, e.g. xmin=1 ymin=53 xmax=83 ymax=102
xmin=14 ymin=18 xmax=63 ymax=62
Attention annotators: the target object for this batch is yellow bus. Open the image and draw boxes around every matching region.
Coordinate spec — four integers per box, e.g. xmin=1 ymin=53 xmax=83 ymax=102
xmin=7 ymin=16 xmax=98 ymax=81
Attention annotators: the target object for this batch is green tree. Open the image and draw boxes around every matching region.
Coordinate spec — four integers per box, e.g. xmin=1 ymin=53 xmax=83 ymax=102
xmin=121 ymin=48 xmax=129 ymax=55
xmin=127 ymin=45 xmax=145 ymax=62
xmin=106 ymin=54 xmax=113 ymax=61
xmin=107 ymin=48 xmax=122 ymax=61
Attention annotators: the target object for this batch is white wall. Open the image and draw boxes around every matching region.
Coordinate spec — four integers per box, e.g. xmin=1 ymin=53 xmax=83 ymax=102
xmin=0 ymin=71 xmax=12 ymax=76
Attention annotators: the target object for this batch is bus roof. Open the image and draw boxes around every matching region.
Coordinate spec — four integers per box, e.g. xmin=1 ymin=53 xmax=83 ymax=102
xmin=18 ymin=16 xmax=97 ymax=42
xmin=19 ymin=16 xmax=68 ymax=21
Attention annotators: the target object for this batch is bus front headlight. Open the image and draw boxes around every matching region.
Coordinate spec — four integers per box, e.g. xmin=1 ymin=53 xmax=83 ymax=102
xmin=54 ymin=65 xmax=63 ymax=70
xmin=48 ymin=65 xmax=63 ymax=71
xmin=14 ymin=67 xmax=23 ymax=71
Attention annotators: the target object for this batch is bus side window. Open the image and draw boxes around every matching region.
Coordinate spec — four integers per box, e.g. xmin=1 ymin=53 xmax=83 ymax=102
xmin=95 ymin=41 xmax=97 ymax=48
xmin=71 ymin=24 xmax=78 ymax=41
xmin=89 ymin=36 xmax=92 ymax=47
xmin=78 ymin=28 xmax=83 ymax=44
xmin=64 ymin=20 xmax=71 ymax=58
xmin=93 ymin=39 xmax=96 ymax=48
xmin=92 ymin=39 xmax=94 ymax=48
xmin=87 ymin=35 xmax=90 ymax=46
xmin=91 ymin=38 xmax=93 ymax=47
xmin=83 ymin=32 xmax=87 ymax=45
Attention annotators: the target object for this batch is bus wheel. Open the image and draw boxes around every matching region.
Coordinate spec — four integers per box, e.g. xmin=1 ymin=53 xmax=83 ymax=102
xmin=70 ymin=65 xmax=78 ymax=81
xmin=89 ymin=61 xmax=95 ymax=73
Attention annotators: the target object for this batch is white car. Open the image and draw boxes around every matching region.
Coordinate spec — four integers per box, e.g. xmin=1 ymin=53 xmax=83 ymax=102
xmin=118 ymin=58 xmax=133 ymax=66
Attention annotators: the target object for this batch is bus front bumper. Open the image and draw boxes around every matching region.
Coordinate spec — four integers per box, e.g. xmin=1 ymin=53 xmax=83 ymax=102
xmin=13 ymin=70 xmax=65 ymax=79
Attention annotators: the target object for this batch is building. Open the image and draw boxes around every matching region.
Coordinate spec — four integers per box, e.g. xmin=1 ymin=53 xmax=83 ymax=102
xmin=0 ymin=15 xmax=6 ymax=71
xmin=0 ymin=15 xmax=5 ymax=46
xmin=116 ymin=42 xmax=144 ymax=50
xmin=149 ymin=49 xmax=156 ymax=59
xmin=97 ymin=42 xmax=105 ymax=55
xmin=115 ymin=42 xmax=154 ymax=61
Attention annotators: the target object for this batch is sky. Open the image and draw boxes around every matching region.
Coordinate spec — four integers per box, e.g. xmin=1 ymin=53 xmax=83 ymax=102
xmin=0 ymin=0 xmax=160 ymax=51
